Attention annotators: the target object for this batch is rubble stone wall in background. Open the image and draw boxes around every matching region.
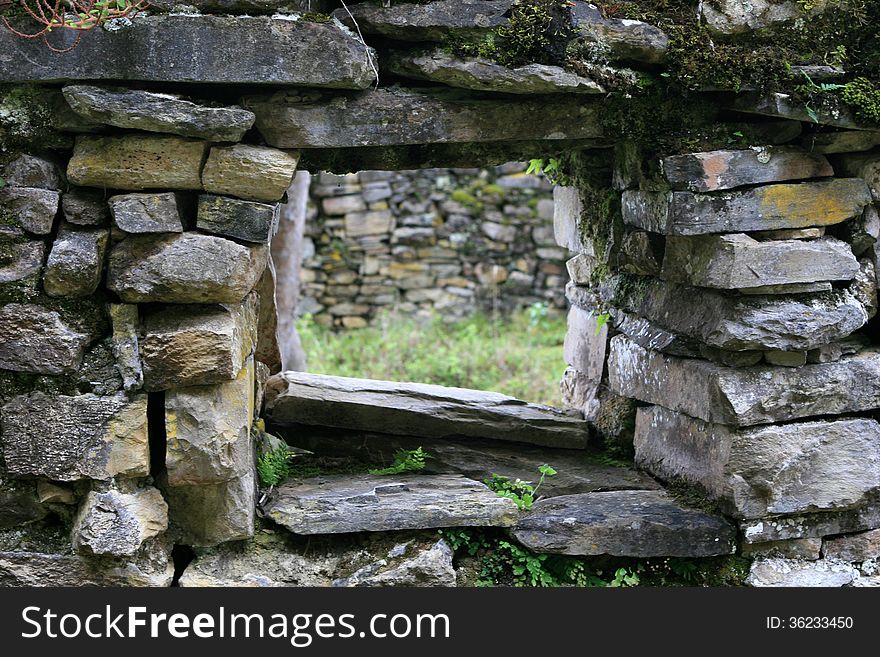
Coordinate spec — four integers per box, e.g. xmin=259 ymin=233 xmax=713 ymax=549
xmin=301 ymin=166 xmax=564 ymax=328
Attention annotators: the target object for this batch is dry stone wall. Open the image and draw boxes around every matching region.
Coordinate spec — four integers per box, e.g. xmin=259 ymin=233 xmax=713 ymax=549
xmin=0 ymin=0 xmax=879 ymax=587
xmin=301 ymin=165 xmax=563 ymax=327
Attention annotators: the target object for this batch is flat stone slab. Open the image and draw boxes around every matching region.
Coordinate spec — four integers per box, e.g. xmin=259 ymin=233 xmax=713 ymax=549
xmin=68 ymin=135 xmax=207 ymax=192
xmin=245 ymin=88 xmax=603 ymax=149
xmin=63 ymin=85 xmax=256 ymax=142
xmin=0 ymin=303 xmax=92 ymax=375
xmin=0 ymin=551 xmax=173 ymax=587
xmin=747 ymin=558 xmax=856 ymax=587
xmin=1 ymin=392 xmax=149 ymax=482
xmin=386 ymin=48 xmax=604 ymax=94
xmin=265 ymin=372 xmax=589 ymax=449
xmin=107 ymin=233 xmax=268 ymax=304
xmin=661 ymin=234 xmax=859 ymax=289
xmin=0 ymin=15 xmax=376 ymax=89
xmin=725 ymin=92 xmax=874 ymax=131
xmin=605 ymin=277 xmax=868 ymax=352
xmin=512 ymin=490 xmax=736 ymax=557
xmin=661 ymin=147 xmax=833 ymax=192
xmin=333 ymin=0 xmax=513 ymax=41
xmin=609 ymin=335 xmax=880 ymax=427
xmin=265 ymin=473 xmax=519 ymax=535
xmin=280 ymin=429 xmax=659 ymax=499
xmin=741 ymin=498 xmax=880 ymax=544
xmin=623 ymin=179 xmax=872 ymax=235
xmin=635 ymin=406 xmax=880 ymax=519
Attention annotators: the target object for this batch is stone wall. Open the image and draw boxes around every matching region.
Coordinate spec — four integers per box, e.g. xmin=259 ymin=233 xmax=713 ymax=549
xmin=558 ymin=138 xmax=880 ymax=587
xmin=0 ymin=0 xmax=879 ymax=587
xmin=301 ymin=165 xmax=563 ymax=327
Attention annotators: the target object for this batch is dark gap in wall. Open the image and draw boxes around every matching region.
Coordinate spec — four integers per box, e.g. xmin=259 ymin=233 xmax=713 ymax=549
xmin=147 ymin=391 xmax=167 ymax=479
xmin=169 ymin=545 xmax=196 ymax=587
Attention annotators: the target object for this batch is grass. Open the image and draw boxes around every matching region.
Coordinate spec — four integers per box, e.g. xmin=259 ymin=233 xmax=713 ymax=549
xmin=296 ymin=305 xmax=567 ymax=406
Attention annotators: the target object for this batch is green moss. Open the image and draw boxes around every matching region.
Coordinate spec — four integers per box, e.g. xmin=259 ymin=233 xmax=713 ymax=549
xmin=300 ymin=12 xmax=332 ymax=23
xmin=446 ymin=0 xmax=575 ymax=68
xmin=840 ymin=77 xmax=880 ymax=124
xmin=666 ymin=478 xmax=727 ymax=516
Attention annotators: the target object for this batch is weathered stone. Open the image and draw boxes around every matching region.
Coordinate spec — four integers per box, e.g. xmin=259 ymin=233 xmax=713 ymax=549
xmin=333 ymin=0 xmax=512 ymax=41
xmin=387 ymin=48 xmax=603 ymax=94
xmin=571 ymin=2 xmax=668 ymax=64
xmin=62 ymin=188 xmax=110 ymax=226
xmin=345 ymin=210 xmax=394 ymax=238
xmin=178 ymin=529 xmax=453 ymax=588
xmin=202 ymin=144 xmax=299 ymax=203
xmin=700 ymin=344 xmax=764 ymax=368
xmin=141 ymin=296 xmax=257 ymax=390
xmin=662 ymin=234 xmax=858 ymax=290
xmin=0 ymin=153 xmax=64 ymax=190
xmin=742 ymin=539 xmax=823 ymax=561
xmin=837 ymin=153 xmax=880 ymax=202
xmin=609 ymin=336 xmax=880 ymax=426
xmin=1 ymin=392 xmax=148 ymax=481
xmin=605 ymin=277 xmax=868 ymax=352
xmin=634 ymin=406 xmax=880 ymax=519
xmin=0 ymin=548 xmax=174 ymax=587
xmin=619 ymin=230 xmax=663 ymax=275
xmin=335 ymin=539 xmax=456 ymax=587
xmin=808 ymin=335 xmax=868 ymax=364
xmin=63 ymin=85 xmax=256 ymax=141
xmin=108 ymin=233 xmax=268 ymax=304
xmin=164 ymin=471 xmax=255 ymax=547
xmin=661 ymin=147 xmax=832 ymax=192
xmin=108 ymin=193 xmax=184 ymax=234
xmin=559 ymin=366 xmax=600 ymax=417
xmin=747 ymin=558 xmax=855 ymax=588
xmin=823 ymin=529 xmax=880 ymax=562
xmin=246 ymin=89 xmax=603 ymax=149
xmin=0 ymin=303 xmax=92 ymax=374
xmin=727 ymin=92 xmax=869 ymax=131
xmin=566 ymin=254 xmax=594 ymax=284
xmin=109 ymin=304 xmax=143 ymax=392
xmin=563 ymin=305 xmax=607 ymax=381
xmin=197 ymin=195 xmax=279 ymax=243
xmin=803 ymin=130 xmax=880 ymax=154
xmin=0 ymin=15 xmax=377 ymax=89
xmin=165 ymin=360 xmax=254 ymax=486
xmin=0 ymin=233 xmax=44 ymax=284
xmin=265 ymin=473 xmax=518 ymax=535
xmin=481 ymin=221 xmax=516 ymax=242
xmin=702 ymin=0 xmax=828 ymax=35
xmin=553 ymin=186 xmax=585 ymax=253
xmin=43 ymin=224 xmax=109 ymax=298
xmin=623 ymin=179 xmax=872 ymax=235
xmin=254 ymin=260 xmax=282 ymax=374
xmin=741 ymin=498 xmax=880 ymax=544
xmin=265 ymin=372 xmax=589 ymax=449
xmin=322 ymin=195 xmax=367 ymax=216
xmin=68 ymin=135 xmax=207 ymax=191
xmin=513 ymin=490 xmax=736 ymax=557
xmin=72 ymin=487 xmax=168 ymax=557
xmin=0 ymin=186 xmax=59 ymax=235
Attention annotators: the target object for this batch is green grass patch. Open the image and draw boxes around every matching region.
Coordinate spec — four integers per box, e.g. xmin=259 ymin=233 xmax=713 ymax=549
xmin=296 ymin=306 xmax=567 ymax=406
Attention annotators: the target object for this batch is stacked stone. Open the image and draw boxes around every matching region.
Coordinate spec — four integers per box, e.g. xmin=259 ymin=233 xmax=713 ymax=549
xmin=560 ymin=132 xmax=880 ymax=586
xmin=0 ymin=85 xmax=297 ymax=583
xmin=301 ymin=165 xmax=564 ymax=328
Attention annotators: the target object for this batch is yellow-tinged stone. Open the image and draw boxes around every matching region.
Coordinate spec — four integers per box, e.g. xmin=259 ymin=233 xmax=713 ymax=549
xmin=202 ymin=144 xmax=299 ymax=202
xmin=68 ymin=134 xmax=208 ymax=190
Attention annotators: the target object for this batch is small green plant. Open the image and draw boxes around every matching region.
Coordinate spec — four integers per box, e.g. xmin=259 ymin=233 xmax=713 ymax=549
xmin=257 ymin=447 xmax=294 ymax=488
xmin=369 ymin=447 xmax=431 ymax=476
xmin=610 ymin=567 xmax=641 ymax=587
xmin=485 ymin=463 xmax=557 ymax=510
